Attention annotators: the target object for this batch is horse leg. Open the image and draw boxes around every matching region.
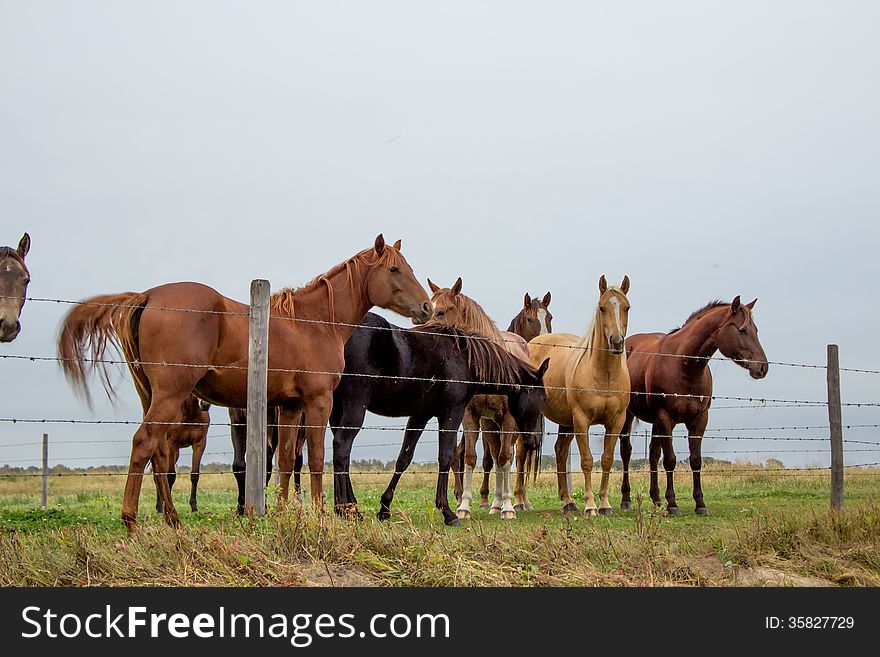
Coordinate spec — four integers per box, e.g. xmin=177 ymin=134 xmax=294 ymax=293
xmin=497 ymin=414 xmax=518 ymax=519
xmin=453 ymin=435 xmax=464 ymax=503
xmin=648 ymin=427 xmax=664 ymax=508
xmin=293 ymin=424 xmax=306 ymax=504
xmin=229 ymin=407 xmax=247 ymax=516
xmin=189 ymin=437 xmax=204 ymax=513
xmin=513 ymin=435 xmax=526 ymax=511
xmin=619 ymin=412 xmax=635 ymax=510
xmin=331 ymin=404 xmax=366 ymax=519
xmin=275 ymin=408 xmax=300 ymax=506
xmin=303 ymin=396 xmax=333 ymax=511
xmin=479 ymin=433 xmax=493 ymax=509
xmin=378 ymin=414 xmax=430 ymax=521
xmin=483 ymin=422 xmax=504 ymax=515
xmin=555 ymin=426 xmax=576 ymax=514
xmin=686 ymin=412 xmax=710 ymax=516
xmin=435 ymin=413 xmax=463 ymax=527
xmin=573 ymin=414 xmax=597 ymax=517
xmin=456 ymin=406 xmax=480 ymax=519
xmin=265 ymin=407 xmax=278 ymax=489
xmin=597 ymin=414 xmax=626 ymax=516
xmin=656 ymin=416 xmax=679 ymax=515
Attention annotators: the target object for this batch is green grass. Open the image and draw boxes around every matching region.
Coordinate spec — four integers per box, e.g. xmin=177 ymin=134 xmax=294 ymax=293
xmin=1 ymin=466 xmax=878 ymax=587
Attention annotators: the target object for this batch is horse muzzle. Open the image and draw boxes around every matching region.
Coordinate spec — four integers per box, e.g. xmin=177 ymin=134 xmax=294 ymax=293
xmin=410 ymin=301 xmax=433 ymax=325
xmin=750 ymin=361 xmax=769 ymax=379
xmin=609 ymin=336 xmax=625 ymax=354
xmin=0 ymin=318 xmax=21 ymax=343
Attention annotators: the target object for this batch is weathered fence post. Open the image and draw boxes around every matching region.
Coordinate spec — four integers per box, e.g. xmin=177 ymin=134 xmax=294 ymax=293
xmin=827 ymin=344 xmax=844 ymax=511
xmin=245 ymin=279 xmax=270 ymax=516
xmin=41 ymin=433 xmax=48 ymax=510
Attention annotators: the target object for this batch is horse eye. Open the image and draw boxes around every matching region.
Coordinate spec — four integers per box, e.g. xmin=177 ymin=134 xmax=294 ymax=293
xmin=390 ymin=266 xmax=399 ymax=273
xmin=436 ymin=310 xmax=445 ymax=317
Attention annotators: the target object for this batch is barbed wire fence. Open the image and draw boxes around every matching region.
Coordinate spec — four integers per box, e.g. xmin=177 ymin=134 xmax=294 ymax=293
xmin=1 ymin=290 xmax=878 ymax=514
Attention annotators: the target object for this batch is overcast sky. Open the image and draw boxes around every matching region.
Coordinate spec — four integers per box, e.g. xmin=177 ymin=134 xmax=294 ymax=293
xmin=1 ymin=1 xmax=878 ymax=473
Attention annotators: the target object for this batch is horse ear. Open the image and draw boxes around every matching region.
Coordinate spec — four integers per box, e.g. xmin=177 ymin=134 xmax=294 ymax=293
xmin=542 ymin=291 xmax=551 ymax=307
xmin=374 ymin=234 xmax=386 ymax=255
xmin=620 ymin=275 xmax=630 ymax=294
xmin=427 ymin=278 xmax=440 ymax=293
xmin=746 ymin=298 xmax=757 ymax=310
xmin=730 ymin=295 xmax=741 ymax=312
xmin=537 ymin=357 xmax=551 ymax=379
xmin=393 ymin=239 xmax=402 ymax=250
xmin=17 ymin=233 xmax=30 ymax=259
xmin=524 ymin=292 xmax=532 ymax=308
xmin=599 ymin=275 xmax=608 ymax=294
xmin=451 ymin=277 xmax=463 ymax=296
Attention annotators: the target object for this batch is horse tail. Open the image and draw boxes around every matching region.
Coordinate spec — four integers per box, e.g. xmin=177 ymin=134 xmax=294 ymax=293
xmin=57 ymin=291 xmax=149 ymax=408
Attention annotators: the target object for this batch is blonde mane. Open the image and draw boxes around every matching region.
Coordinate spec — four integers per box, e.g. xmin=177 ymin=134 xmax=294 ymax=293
xmin=569 ymin=286 xmax=627 ymax=375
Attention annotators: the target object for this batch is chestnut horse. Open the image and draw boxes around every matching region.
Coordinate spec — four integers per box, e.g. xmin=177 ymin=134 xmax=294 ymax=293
xmin=431 ymin=278 xmax=541 ymax=519
xmin=618 ymin=297 xmax=768 ymax=515
xmin=0 ymin=233 xmax=31 ymax=343
xmin=528 ymin=275 xmax=631 ymax=516
xmin=58 ymin=235 xmax=432 ymax=533
xmin=472 ymin=290 xmax=553 ymax=509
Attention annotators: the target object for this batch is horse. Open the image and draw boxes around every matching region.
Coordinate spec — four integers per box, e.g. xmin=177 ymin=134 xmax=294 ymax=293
xmin=618 ymin=296 xmax=768 ymax=515
xmin=0 ymin=233 xmax=31 ymax=343
xmin=429 ymin=278 xmax=543 ymax=519
xmin=528 ymin=275 xmax=631 ymax=516
xmin=472 ymin=290 xmax=553 ymax=510
xmin=293 ymin=311 xmax=549 ymax=526
xmin=154 ymin=396 xmax=210 ymax=514
xmin=57 ymin=235 xmax=432 ymax=533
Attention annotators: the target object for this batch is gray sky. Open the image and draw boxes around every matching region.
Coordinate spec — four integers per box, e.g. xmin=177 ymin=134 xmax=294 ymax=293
xmin=1 ymin=1 xmax=879 ymax=472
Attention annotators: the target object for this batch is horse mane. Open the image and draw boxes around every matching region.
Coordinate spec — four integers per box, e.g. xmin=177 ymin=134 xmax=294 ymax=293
xmin=668 ymin=300 xmax=727 ymax=334
xmin=431 ymin=288 xmax=505 ymax=343
xmin=0 ymin=246 xmax=24 ymax=264
xmin=414 ymin=322 xmax=533 ymax=386
xmin=269 ymin=245 xmax=407 ymax=319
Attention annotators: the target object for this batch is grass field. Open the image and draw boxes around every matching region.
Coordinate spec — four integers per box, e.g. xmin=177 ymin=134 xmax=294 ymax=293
xmin=1 ymin=464 xmax=878 ymax=587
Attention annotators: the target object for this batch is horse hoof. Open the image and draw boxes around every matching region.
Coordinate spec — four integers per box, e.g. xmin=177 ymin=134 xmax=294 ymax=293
xmin=667 ymin=507 xmax=681 ymax=517
xmin=479 ymin=501 xmax=490 ymax=509
xmin=445 ymin=517 xmax=462 ymax=527
xmin=583 ymin=508 xmax=598 ymax=518
xmin=376 ymin=510 xmax=391 ymax=521
xmin=597 ymin=507 xmax=613 ymax=517
xmin=489 ymin=507 xmax=501 ymax=515
xmin=620 ymin=501 xmax=633 ymax=510
xmin=513 ymin=504 xmax=525 ymax=512
xmin=501 ymin=511 xmax=516 ymax=520
xmin=562 ymin=502 xmax=579 ymax=515
xmin=456 ymin=509 xmax=471 ymax=520
xmin=524 ymin=503 xmax=534 ymax=511
xmin=695 ymin=507 xmax=710 ymax=517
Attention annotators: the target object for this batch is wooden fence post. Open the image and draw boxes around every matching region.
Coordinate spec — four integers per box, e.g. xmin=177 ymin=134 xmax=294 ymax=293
xmin=41 ymin=433 xmax=48 ymax=510
xmin=827 ymin=344 xmax=844 ymax=511
xmin=245 ymin=279 xmax=270 ymax=516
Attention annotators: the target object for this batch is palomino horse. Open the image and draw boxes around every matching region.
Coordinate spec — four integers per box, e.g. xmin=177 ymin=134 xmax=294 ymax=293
xmin=58 ymin=235 xmax=432 ymax=533
xmin=528 ymin=275 xmax=631 ymax=516
xmin=154 ymin=396 xmax=209 ymax=514
xmin=472 ymin=290 xmax=553 ymax=509
xmin=618 ymin=297 xmax=768 ymax=515
xmin=431 ymin=278 xmax=542 ymax=520
xmin=0 ymin=233 xmax=31 ymax=343
xmin=315 ymin=311 xmax=548 ymax=525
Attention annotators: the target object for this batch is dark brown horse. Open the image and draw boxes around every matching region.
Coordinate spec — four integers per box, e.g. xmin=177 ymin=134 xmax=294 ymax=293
xmin=58 ymin=235 xmax=432 ymax=533
xmin=0 ymin=233 xmax=31 ymax=343
xmin=618 ymin=297 xmax=768 ymax=515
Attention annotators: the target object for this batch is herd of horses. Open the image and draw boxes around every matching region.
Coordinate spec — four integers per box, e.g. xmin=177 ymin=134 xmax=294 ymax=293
xmin=2 ymin=233 xmax=770 ymax=534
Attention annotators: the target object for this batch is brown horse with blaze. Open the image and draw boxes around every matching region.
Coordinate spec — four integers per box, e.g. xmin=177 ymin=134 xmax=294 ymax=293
xmin=0 ymin=233 xmax=31 ymax=343
xmin=57 ymin=235 xmax=432 ymax=533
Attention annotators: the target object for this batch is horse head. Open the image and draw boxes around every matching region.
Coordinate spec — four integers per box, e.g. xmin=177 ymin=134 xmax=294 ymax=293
xmin=511 ymin=291 xmax=553 ymax=342
xmin=715 ymin=296 xmax=768 ymax=379
xmin=364 ymin=235 xmax=433 ymax=325
xmin=0 ymin=233 xmax=31 ymax=343
xmin=596 ymin=274 xmax=630 ymax=355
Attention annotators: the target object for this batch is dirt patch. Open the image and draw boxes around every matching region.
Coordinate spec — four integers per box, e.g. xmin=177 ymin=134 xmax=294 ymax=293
xmin=732 ymin=566 xmax=835 ymax=587
xmin=297 ymin=563 xmax=380 ymax=587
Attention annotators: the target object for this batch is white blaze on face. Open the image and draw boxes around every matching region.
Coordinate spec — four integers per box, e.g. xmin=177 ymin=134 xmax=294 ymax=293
xmin=537 ymin=308 xmax=549 ymax=335
xmin=608 ymin=296 xmax=622 ymax=337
